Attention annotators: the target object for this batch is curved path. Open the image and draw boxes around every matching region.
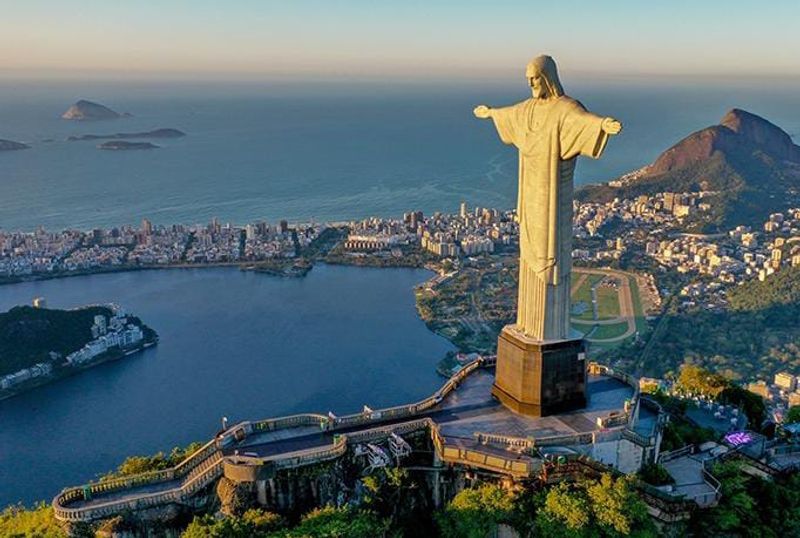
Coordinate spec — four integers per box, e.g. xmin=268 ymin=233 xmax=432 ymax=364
xmin=53 ymin=359 xmax=648 ymax=524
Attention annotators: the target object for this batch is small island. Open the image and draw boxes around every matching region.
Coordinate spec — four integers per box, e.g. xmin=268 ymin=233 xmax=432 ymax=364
xmin=0 ymin=139 xmax=30 ymax=151
xmin=0 ymin=302 xmax=157 ymax=400
xmin=97 ymin=141 xmax=159 ymax=150
xmin=61 ymin=100 xmax=128 ymax=120
xmin=68 ymin=128 xmax=186 ymax=141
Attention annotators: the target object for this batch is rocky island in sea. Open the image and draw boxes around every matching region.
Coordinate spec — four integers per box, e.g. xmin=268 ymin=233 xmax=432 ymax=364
xmin=61 ymin=99 xmax=129 ymax=120
xmin=97 ymin=140 xmax=159 ymax=150
xmin=0 ymin=139 xmax=30 ymax=151
xmin=68 ymin=128 xmax=186 ymax=141
xmin=0 ymin=302 xmax=157 ymax=400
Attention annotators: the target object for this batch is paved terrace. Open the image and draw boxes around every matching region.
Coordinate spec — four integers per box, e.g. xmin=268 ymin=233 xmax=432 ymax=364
xmin=54 ymin=360 xmax=651 ymax=522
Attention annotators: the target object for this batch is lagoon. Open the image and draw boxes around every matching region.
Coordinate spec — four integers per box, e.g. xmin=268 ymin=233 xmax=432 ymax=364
xmin=0 ymin=265 xmax=452 ymax=507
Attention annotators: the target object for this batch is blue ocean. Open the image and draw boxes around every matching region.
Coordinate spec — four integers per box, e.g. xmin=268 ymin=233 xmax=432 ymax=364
xmin=2 ymin=77 xmax=799 ymax=232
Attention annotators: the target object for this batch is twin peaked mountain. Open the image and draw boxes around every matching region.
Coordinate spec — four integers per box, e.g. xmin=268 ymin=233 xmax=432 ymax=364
xmin=578 ymin=109 xmax=800 ymax=232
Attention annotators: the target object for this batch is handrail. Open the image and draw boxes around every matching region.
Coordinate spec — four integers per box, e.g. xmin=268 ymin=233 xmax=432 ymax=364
xmin=54 ymin=454 xmax=224 ymax=522
xmin=658 ymin=445 xmax=694 ymax=463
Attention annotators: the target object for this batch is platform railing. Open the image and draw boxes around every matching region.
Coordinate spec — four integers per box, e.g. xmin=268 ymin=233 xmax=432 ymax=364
xmin=51 ymin=355 xmax=493 ymax=524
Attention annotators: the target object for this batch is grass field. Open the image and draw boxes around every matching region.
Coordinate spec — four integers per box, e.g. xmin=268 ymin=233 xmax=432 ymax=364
xmin=595 ymin=284 xmax=621 ymax=319
xmin=590 ymin=322 xmax=630 ymax=340
xmin=572 ymin=321 xmax=630 ymax=341
xmin=571 ymin=274 xmax=605 ymax=321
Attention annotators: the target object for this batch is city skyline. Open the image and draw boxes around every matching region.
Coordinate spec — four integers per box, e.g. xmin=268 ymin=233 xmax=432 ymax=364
xmin=3 ymin=0 xmax=800 ymax=81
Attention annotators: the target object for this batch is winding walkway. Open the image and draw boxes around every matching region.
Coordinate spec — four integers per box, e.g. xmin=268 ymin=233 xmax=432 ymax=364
xmin=53 ymin=360 xmax=650 ymax=523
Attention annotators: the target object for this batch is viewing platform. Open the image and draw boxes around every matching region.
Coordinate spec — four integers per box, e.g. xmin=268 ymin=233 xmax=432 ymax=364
xmin=53 ymin=359 xmax=661 ymax=523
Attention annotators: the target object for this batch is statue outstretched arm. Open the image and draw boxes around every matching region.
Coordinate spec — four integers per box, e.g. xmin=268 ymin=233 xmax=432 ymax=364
xmin=474 ymin=103 xmax=523 ymax=146
xmin=601 ymin=117 xmax=622 ymax=135
xmin=473 ymin=105 xmax=493 ymax=119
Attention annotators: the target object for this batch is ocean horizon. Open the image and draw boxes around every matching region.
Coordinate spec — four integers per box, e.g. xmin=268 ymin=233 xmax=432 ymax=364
xmin=2 ymin=77 xmax=799 ymax=232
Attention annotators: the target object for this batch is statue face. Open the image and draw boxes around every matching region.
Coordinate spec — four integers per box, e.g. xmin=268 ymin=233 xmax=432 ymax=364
xmin=527 ymin=72 xmax=547 ymax=99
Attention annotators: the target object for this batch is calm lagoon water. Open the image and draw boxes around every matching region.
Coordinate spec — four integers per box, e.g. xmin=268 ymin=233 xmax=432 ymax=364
xmin=0 ymin=265 xmax=452 ymax=507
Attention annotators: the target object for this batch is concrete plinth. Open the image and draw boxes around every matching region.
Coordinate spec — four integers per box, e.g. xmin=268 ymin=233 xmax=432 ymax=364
xmin=491 ymin=325 xmax=587 ymax=417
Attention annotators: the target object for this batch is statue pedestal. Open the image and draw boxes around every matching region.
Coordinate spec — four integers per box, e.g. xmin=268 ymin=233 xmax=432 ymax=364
xmin=491 ymin=325 xmax=587 ymax=417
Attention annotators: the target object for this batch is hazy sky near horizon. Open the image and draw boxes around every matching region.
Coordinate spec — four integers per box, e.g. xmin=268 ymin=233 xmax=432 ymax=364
xmin=2 ymin=0 xmax=799 ymax=81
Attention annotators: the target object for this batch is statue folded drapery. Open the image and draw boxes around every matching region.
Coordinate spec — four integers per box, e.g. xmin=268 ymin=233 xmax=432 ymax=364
xmin=475 ymin=55 xmax=620 ymax=341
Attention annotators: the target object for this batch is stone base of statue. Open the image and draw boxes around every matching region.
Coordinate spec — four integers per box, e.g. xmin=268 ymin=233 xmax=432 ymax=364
xmin=491 ymin=325 xmax=587 ymax=417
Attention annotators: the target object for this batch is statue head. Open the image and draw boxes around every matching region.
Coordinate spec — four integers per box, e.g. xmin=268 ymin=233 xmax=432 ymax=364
xmin=526 ymin=55 xmax=564 ymax=100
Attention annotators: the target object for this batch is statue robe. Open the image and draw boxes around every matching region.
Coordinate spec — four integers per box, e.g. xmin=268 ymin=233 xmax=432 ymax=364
xmin=490 ymin=96 xmax=609 ymax=341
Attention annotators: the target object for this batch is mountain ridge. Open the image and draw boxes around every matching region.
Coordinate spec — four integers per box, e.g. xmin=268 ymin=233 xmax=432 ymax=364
xmin=578 ymin=109 xmax=800 ymax=231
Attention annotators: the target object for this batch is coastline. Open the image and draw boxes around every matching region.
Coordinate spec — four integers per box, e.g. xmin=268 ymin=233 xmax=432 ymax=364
xmin=0 ymin=262 xmax=249 ymax=288
xmin=0 ymin=340 xmax=157 ymax=402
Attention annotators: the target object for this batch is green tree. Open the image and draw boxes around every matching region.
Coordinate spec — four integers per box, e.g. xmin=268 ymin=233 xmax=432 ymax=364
xmin=535 ymin=475 xmax=655 ymax=537
xmin=435 ymin=483 xmax=517 ymax=538
xmin=101 ymin=442 xmax=203 ymax=480
xmin=182 ymin=509 xmax=284 ymax=538
xmin=0 ymin=503 xmax=67 ymax=538
xmin=587 ymin=475 xmax=650 ymax=536
xmin=691 ymin=462 xmax=800 ymax=537
xmin=691 ymin=461 xmax=755 ymax=536
xmin=538 ymin=482 xmax=591 ymax=536
xmin=637 ymin=463 xmax=674 ymax=487
xmin=282 ymin=506 xmax=389 ymax=538
xmin=785 ymin=406 xmax=800 ymax=424
xmin=675 ymin=364 xmax=729 ymax=398
xmin=718 ymin=385 xmax=766 ymax=427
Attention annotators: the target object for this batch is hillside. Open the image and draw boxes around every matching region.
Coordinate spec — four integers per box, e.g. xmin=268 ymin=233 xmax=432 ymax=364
xmin=728 ymin=265 xmax=800 ymax=311
xmin=635 ymin=267 xmax=800 ymax=380
xmin=578 ymin=109 xmax=800 ymax=231
xmin=0 ymin=305 xmax=110 ymax=376
xmin=0 ymin=305 xmax=155 ymax=377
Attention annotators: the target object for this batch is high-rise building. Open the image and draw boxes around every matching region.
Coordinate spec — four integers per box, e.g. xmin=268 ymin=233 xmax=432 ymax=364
xmin=663 ymin=192 xmax=676 ymax=212
xmin=459 ymin=201 xmax=467 ymax=219
xmin=141 ymin=219 xmax=153 ymax=236
xmin=775 ymin=372 xmax=797 ymax=392
xmin=407 ymin=211 xmax=423 ymax=231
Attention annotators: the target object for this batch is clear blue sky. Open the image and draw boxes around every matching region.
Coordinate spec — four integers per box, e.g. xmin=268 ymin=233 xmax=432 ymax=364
xmin=2 ymin=0 xmax=799 ymax=80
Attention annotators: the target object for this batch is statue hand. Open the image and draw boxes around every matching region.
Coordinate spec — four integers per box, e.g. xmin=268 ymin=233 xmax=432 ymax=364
xmin=602 ymin=117 xmax=622 ymax=135
xmin=473 ymin=105 xmax=492 ymax=119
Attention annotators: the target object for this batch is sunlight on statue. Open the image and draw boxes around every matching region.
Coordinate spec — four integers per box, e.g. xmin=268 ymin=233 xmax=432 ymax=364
xmin=474 ymin=55 xmax=621 ymax=341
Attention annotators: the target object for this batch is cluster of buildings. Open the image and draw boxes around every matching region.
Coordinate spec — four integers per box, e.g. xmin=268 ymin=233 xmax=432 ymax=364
xmin=0 ymin=218 xmax=323 ymax=277
xmin=0 ymin=362 xmax=53 ymax=390
xmin=66 ymin=310 xmax=145 ymax=366
xmin=666 ymin=211 xmax=800 ymax=310
xmin=343 ymin=203 xmax=516 ymax=258
xmin=575 ymin=190 xmax=800 ymax=311
xmin=748 ymin=371 xmax=800 ymax=414
xmin=343 ymin=217 xmax=416 ymax=252
xmin=0 ymin=228 xmax=82 ymax=275
xmin=0 ymin=303 xmax=147 ymax=393
xmin=574 ymin=191 xmax=712 ymax=242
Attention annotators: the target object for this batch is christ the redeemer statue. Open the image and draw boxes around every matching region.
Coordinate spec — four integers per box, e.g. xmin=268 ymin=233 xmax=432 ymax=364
xmin=475 ymin=55 xmax=621 ymax=417
xmin=474 ymin=55 xmax=621 ymax=341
